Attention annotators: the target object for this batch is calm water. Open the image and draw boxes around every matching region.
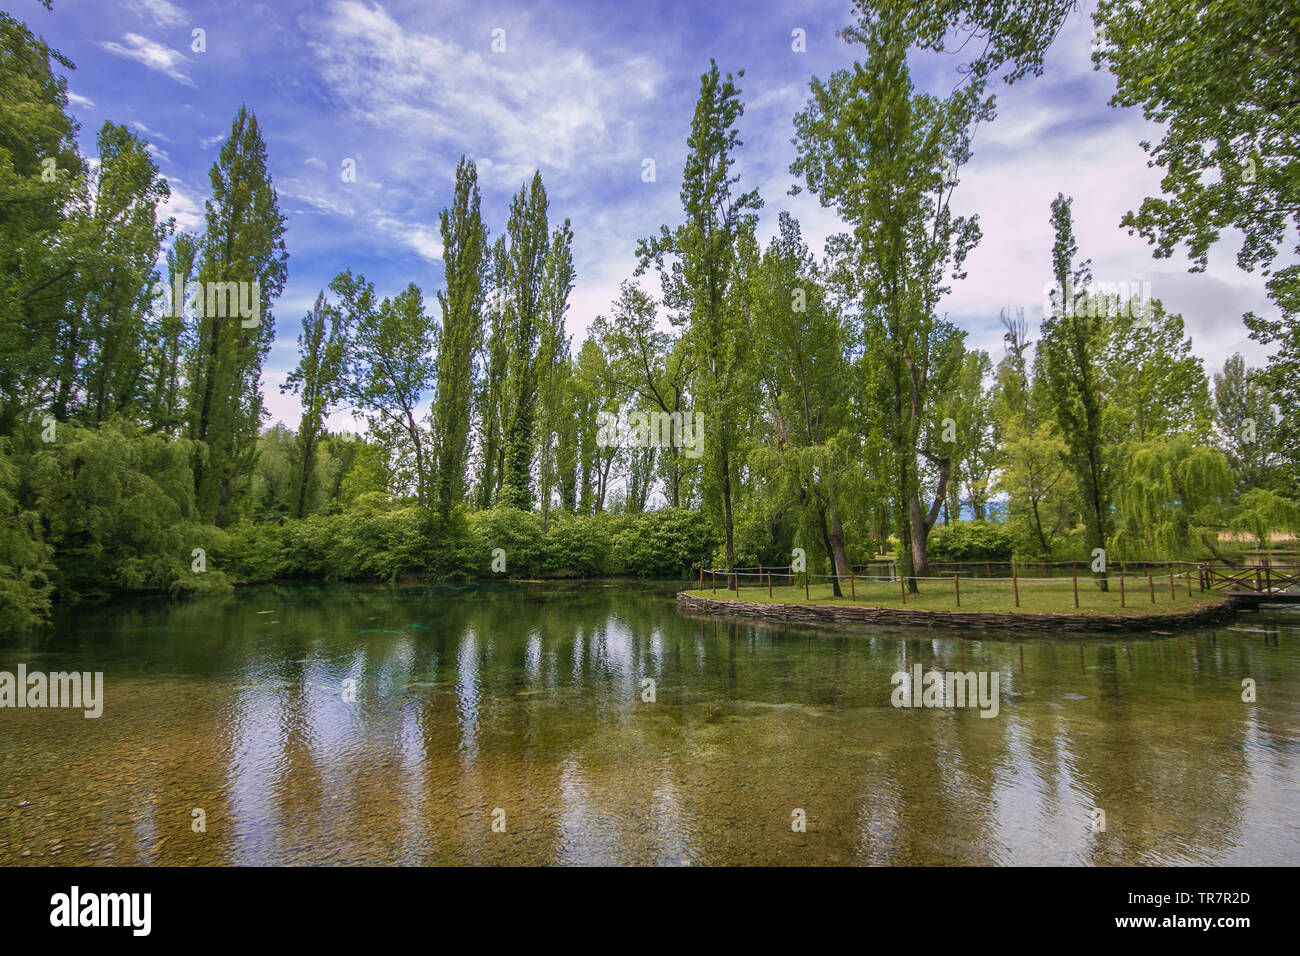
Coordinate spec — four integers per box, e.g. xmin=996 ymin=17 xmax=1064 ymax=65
xmin=1 ymin=580 xmax=1298 ymax=865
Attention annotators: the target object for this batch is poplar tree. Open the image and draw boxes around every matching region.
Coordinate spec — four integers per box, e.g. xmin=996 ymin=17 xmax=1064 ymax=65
xmin=792 ymin=7 xmax=983 ymax=590
xmin=282 ymin=291 xmax=346 ymax=518
xmin=434 ymin=156 xmax=487 ymax=519
xmin=476 ymin=237 xmax=510 ymax=508
xmin=500 ymin=172 xmax=551 ymax=511
xmin=1037 ymin=193 xmax=1110 ymax=585
xmin=188 ymin=105 xmax=288 ymax=526
xmin=639 ymin=60 xmax=761 ymax=586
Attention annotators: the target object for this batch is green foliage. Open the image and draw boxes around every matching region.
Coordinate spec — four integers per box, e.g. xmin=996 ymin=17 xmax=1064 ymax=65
xmin=638 ymin=59 xmax=762 ymax=575
xmin=26 ymin=419 xmax=231 ymax=598
xmin=434 ymin=155 xmax=487 ymax=518
xmin=926 ymin=521 xmax=1014 ymax=561
xmin=210 ymin=501 xmax=713 ymax=585
xmin=188 ymin=104 xmax=288 ymax=526
xmin=1096 ymin=0 xmax=1300 ymax=326
xmin=1228 ymin=488 xmax=1300 ymax=550
xmin=0 ymin=442 xmax=53 ymax=630
xmin=1112 ymin=436 xmax=1233 ymax=559
xmin=607 ymin=508 xmax=715 ymax=578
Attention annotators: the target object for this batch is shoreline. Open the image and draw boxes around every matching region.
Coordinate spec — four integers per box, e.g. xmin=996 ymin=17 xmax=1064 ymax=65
xmin=675 ymin=590 xmax=1249 ymax=634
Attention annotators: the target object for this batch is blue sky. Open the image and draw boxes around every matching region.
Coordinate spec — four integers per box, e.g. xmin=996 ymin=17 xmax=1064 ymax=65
xmin=16 ymin=0 xmax=1281 ymax=431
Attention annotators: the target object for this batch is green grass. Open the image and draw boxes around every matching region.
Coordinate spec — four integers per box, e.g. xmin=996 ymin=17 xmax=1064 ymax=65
xmin=685 ymin=573 xmax=1225 ymax=617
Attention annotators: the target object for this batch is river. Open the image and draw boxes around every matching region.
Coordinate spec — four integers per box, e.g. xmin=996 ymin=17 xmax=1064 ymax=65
xmin=1 ymin=580 xmax=1297 ymax=865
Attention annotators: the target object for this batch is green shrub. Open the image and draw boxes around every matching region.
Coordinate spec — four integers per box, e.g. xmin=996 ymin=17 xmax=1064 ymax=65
xmin=926 ymin=520 xmax=1014 ymax=561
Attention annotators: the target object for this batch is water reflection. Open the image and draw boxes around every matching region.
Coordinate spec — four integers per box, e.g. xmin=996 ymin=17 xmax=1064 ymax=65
xmin=0 ymin=581 xmax=1297 ymax=865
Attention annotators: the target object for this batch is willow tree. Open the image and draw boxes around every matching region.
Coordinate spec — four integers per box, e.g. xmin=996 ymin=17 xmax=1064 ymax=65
xmin=746 ymin=212 xmax=852 ymax=591
xmin=433 ymin=156 xmax=487 ymax=519
xmin=792 ymin=6 xmax=984 ymax=590
xmin=638 ymin=60 xmax=761 ymax=585
xmin=1113 ymin=436 xmax=1232 ymax=560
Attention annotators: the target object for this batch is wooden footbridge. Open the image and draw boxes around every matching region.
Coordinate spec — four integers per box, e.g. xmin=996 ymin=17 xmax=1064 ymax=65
xmin=1200 ymin=563 xmax=1300 ymax=605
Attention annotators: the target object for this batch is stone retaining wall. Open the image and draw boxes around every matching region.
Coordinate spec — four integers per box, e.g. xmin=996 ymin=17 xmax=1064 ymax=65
xmin=675 ymin=591 xmax=1244 ymax=634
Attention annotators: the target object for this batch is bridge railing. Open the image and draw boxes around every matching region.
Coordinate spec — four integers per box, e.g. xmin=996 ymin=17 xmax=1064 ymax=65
xmin=1201 ymin=562 xmax=1300 ymax=593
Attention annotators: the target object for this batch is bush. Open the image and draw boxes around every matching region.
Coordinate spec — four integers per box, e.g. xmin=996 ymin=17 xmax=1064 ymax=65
xmin=609 ymin=508 xmax=715 ymax=577
xmin=926 ymin=520 xmax=1014 ymax=561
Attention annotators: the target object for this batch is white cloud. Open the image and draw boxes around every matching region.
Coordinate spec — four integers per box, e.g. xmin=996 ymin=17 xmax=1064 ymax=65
xmin=374 ymin=216 xmax=443 ymax=263
xmin=129 ymin=119 xmax=172 ymax=143
xmin=66 ymin=91 xmax=95 ymax=110
xmin=127 ymin=0 xmax=189 ymax=28
xmin=100 ymin=33 xmax=195 ymax=87
xmin=159 ymin=176 xmax=203 ymax=233
xmin=285 ymin=189 xmax=354 ymax=217
xmin=200 ymin=133 xmax=225 ymax=149
xmin=305 ymin=1 xmax=660 ymax=172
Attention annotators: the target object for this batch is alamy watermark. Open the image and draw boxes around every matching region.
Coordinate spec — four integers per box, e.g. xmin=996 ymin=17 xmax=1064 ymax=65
xmin=891 ymin=664 xmax=1000 ymax=718
xmin=0 ymin=665 xmax=103 ymax=718
xmin=153 ymin=275 xmax=261 ymax=328
xmin=596 ymin=409 xmax=704 ymax=459
xmin=1042 ymin=279 xmax=1152 ymax=324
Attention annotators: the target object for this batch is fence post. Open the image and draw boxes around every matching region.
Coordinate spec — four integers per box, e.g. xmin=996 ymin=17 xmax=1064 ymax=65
xmin=736 ymin=571 xmax=741 ymax=597
xmin=1256 ymin=568 xmax=1263 ymax=593
xmin=850 ymin=571 xmax=856 ymax=602
xmin=1169 ymin=571 xmax=1176 ymax=600
xmin=768 ymin=572 xmax=773 ymax=599
xmin=1013 ymin=565 xmax=1020 ymax=608
xmin=900 ymin=574 xmax=906 ymax=605
xmin=788 ymin=564 xmax=792 ymax=586
xmin=954 ymin=574 xmax=960 ymax=608
xmin=699 ymin=567 xmax=703 ymax=590
xmin=1186 ymin=570 xmax=1192 ymax=597
xmin=804 ymin=571 xmax=810 ymax=602
xmin=1072 ymin=563 xmax=1079 ymax=608
xmin=1148 ymin=572 xmax=1155 ymax=604
xmin=1120 ymin=573 xmax=1126 ymax=607
xmin=712 ymin=569 xmax=716 ymax=594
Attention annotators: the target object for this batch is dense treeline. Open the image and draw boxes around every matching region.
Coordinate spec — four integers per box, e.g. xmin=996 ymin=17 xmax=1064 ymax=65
xmin=2 ymin=0 xmax=1297 ymax=630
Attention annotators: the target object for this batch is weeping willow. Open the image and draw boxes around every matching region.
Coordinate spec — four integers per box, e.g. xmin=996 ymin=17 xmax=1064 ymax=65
xmin=1228 ymin=488 xmax=1300 ymax=550
xmin=1113 ymin=436 xmax=1233 ymax=559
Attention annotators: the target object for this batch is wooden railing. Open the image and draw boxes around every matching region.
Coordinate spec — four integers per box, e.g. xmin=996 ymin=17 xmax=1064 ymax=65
xmin=1200 ymin=563 xmax=1300 ymax=594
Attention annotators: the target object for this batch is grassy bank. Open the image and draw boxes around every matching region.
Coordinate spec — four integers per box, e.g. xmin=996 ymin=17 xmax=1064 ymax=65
xmin=684 ymin=574 xmax=1225 ymax=617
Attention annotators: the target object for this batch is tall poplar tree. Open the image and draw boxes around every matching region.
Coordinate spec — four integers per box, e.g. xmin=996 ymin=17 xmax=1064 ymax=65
xmin=1037 ymin=193 xmax=1110 ymax=585
xmin=188 ymin=104 xmax=288 ymax=526
xmin=500 ymin=172 xmax=551 ymax=511
xmin=433 ymin=156 xmax=487 ymax=519
xmin=792 ymin=7 xmax=983 ymax=589
xmin=639 ymin=60 xmax=761 ymax=585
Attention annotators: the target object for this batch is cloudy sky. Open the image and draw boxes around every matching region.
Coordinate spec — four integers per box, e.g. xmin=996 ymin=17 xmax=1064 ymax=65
xmin=18 ymin=0 xmax=1282 ymax=431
